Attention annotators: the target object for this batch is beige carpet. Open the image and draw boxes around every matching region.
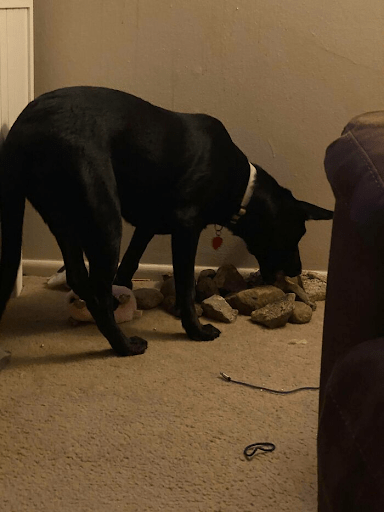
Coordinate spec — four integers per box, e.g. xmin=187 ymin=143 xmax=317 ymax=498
xmin=0 ymin=276 xmax=324 ymax=512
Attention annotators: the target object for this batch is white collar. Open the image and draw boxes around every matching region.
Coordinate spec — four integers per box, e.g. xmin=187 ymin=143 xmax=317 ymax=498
xmin=230 ymin=162 xmax=257 ymax=225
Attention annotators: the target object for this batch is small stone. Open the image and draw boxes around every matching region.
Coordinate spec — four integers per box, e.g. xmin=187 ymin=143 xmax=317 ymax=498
xmin=195 ymin=303 xmax=203 ymax=317
xmin=288 ymin=339 xmax=308 ymax=345
xmin=198 ymin=269 xmax=216 ymax=281
xmin=251 ymin=293 xmax=296 ymax=328
xmin=301 ymin=272 xmax=327 ymax=301
xmin=274 ymin=275 xmax=300 ymax=291
xmin=245 ymin=270 xmax=264 ymax=288
xmin=0 ymin=347 xmax=11 ymax=371
xmin=274 ymin=275 xmax=315 ymax=309
xmin=303 ymin=271 xmax=327 ymax=282
xmin=213 ymin=264 xmax=247 ymax=295
xmin=195 ymin=276 xmax=220 ymax=302
xmin=133 ymin=288 xmax=164 ymax=309
xmin=202 ymin=295 xmax=238 ymax=323
xmin=162 ymin=296 xmax=180 ymax=317
xmin=226 ymin=286 xmax=285 ymax=315
xmin=289 ymin=302 xmax=313 ymax=324
xmin=160 ymin=275 xmax=176 ymax=298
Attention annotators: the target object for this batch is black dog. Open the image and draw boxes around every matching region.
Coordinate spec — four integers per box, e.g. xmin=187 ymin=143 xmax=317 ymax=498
xmin=0 ymin=87 xmax=332 ymax=356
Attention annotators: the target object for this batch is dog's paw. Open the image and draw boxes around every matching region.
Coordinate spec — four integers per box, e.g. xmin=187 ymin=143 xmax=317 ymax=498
xmin=116 ymin=336 xmax=148 ymax=356
xmin=190 ymin=324 xmax=221 ymax=341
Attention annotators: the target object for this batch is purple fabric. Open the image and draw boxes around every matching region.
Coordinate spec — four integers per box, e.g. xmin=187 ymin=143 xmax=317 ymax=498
xmin=318 ymin=340 xmax=384 ymax=511
xmin=318 ymin=112 xmax=384 ymax=510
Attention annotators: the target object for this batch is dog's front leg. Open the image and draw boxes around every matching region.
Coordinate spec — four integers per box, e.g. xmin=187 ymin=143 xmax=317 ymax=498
xmin=172 ymin=227 xmax=221 ymax=341
xmin=115 ymin=228 xmax=154 ymax=288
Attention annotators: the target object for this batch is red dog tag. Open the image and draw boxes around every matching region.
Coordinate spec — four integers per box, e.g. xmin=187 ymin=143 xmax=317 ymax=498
xmin=212 ymin=236 xmax=223 ymax=250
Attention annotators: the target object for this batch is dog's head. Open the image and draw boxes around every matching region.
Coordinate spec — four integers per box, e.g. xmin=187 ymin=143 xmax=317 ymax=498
xmin=232 ymin=166 xmax=333 ymax=284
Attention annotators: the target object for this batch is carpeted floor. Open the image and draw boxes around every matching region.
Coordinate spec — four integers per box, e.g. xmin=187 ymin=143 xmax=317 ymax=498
xmin=0 ymin=276 xmax=324 ymax=512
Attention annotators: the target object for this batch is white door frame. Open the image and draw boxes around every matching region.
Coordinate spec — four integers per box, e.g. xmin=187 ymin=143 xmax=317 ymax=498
xmin=0 ymin=0 xmax=34 ymax=297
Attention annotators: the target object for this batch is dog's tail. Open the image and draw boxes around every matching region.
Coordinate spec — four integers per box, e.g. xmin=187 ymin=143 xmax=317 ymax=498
xmin=0 ymin=153 xmax=25 ymax=320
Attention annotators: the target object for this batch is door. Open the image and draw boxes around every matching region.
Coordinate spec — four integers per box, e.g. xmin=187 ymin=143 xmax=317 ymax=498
xmin=0 ymin=0 xmax=34 ymax=296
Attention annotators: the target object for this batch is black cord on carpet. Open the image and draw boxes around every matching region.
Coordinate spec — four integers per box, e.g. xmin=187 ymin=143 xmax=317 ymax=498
xmin=220 ymin=372 xmax=319 ymax=395
xmin=243 ymin=442 xmax=276 ymax=459
xmin=220 ymin=372 xmax=319 ymax=459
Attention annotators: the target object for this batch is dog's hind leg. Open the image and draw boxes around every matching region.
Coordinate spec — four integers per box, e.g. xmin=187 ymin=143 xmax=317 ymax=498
xmin=48 ymin=155 xmax=147 ymax=356
xmin=114 ymin=228 xmax=154 ymax=288
xmin=172 ymin=226 xmax=221 ymax=341
xmin=57 ymin=230 xmax=147 ymax=356
xmin=81 ymin=222 xmax=148 ymax=356
xmin=0 ymin=188 xmax=25 ymax=320
xmin=55 ymin=237 xmax=90 ymax=301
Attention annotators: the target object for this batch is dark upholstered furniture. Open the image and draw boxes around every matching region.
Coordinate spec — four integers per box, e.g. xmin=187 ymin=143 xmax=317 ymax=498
xmin=318 ymin=112 xmax=384 ymax=511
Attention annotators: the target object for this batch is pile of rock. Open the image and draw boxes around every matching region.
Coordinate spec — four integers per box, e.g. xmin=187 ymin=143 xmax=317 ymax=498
xmin=133 ymin=264 xmax=327 ymax=329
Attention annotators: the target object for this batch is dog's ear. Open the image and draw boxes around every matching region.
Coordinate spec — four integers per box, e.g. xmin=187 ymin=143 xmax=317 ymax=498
xmin=298 ymin=201 xmax=333 ymax=221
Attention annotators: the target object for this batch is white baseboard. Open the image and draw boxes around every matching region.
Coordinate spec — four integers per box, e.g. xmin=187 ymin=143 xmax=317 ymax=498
xmin=11 ymin=264 xmax=23 ymax=297
xmin=22 ymin=259 xmax=327 ymax=281
xmin=22 ymin=259 xmax=257 ymax=280
xmin=23 ymin=259 xmax=66 ymax=277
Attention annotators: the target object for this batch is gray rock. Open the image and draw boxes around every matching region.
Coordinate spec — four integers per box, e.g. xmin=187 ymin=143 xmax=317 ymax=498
xmin=0 ymin=347 xmax=11 ymax=371
xmin=195 ymin=276 xmax=220 ymax=302
xmin=273 ymin=275 xmax=300 ymax=291
xmin=213 ymin=264 xmax=247 ymax=295
xmin=195 ymin=303 xmax=204 ymax=318
xmin=198 ymin=269 xmax=216 ymax=281
xmin=302 ymin=272 xmax=327 ymax=301
xmin=162 ymin=296 xmax=203 ymax=317
xmin=251 ymin=293 xmax=296 ymax=328
xmin=160 ymin=275 xmax=176 ymax=298
xmin=302 ymin=271 xmax=327 ymax=282
xmin=162 ymin=296 xmax=180 ymax=317
xmin=289 ymin=302 xmax=313 ymax=324
xmin=245 ymin=270 xmax=264 ymax=288
xmin=133 ymin=288 xmax=164 ymax=309
xmin=274 ymin=275 xmax=316 ymax=310
xmin=202 ymin=295 xmax=238 ymax=323
xmin=226 ymin=286 xmax=285 ymax=315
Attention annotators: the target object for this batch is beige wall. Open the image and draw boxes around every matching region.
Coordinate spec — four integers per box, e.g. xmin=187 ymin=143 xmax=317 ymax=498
xmin=23 ymin=0 xmax=384 ymax=271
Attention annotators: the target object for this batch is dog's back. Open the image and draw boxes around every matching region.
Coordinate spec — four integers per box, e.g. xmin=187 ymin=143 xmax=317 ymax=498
xmin=4 ymin=86 xmax=242 ymax=230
